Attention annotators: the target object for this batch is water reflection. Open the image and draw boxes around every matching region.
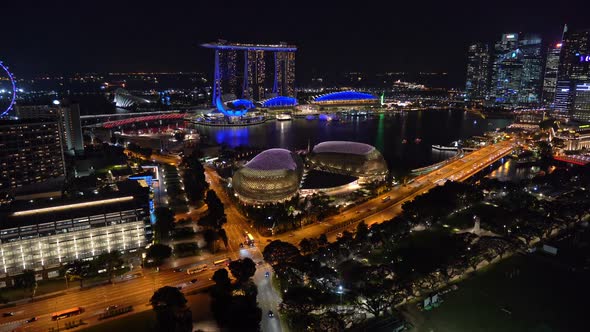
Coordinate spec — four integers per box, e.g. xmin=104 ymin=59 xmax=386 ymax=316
xmin=191 ymin=110 xmax=512 ymax=176
xmin=487 ymin=159 xmax=541 ymax=182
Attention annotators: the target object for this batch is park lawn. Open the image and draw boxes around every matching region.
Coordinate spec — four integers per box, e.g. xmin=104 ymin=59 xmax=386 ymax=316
xmin=445 ymin=202 xmax=511 ymax=230
xmin=407 ymin=253 xmax=590 ymax=332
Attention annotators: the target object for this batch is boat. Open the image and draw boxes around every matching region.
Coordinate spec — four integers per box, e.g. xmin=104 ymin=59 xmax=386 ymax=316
xmin=276 ymin=114 xmax=292 ymax=121
xmin=402 ymin=139 xmax=408 ymax=144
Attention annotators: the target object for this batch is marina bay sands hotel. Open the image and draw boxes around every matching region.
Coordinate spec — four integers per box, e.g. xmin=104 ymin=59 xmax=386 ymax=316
xmin=201 ymin=40 xmax=296 ymax=105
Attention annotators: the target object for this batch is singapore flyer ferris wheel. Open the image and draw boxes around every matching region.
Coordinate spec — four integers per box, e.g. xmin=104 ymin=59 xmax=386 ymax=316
xmin=0 ymin=60 xmax=17 ymax=118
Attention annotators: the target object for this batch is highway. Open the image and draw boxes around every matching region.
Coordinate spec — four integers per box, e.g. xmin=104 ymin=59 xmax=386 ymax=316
xmin=0 ymin=140 xmax=513 ymax=332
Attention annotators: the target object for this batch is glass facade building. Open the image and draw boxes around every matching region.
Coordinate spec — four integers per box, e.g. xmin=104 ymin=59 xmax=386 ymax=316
xmin=573 ymin=83 xmax=590 ymax=122
xmin=543 ymin=43 xmax=562 ymax=104
xmin=490 ymin=33 xmax=543 ymax=106
xmin=465 ymin=42 xmax=490 ymax=101
xmin=554 ymin=26 xmax=590 ymax=117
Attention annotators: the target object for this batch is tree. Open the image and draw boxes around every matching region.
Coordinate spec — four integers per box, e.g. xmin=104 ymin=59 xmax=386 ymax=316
xmin=150 ymin=286 xmax=192 ymax=332
xmin=95 ymin=251 xmax=124 ymax=283
xmin=228 ymin=258 xmax=256 ymax=283
xmin=350 ymin=265 xmax=401 ymax=317
xmin=64 ymin=260 xmax=87 ymax=288
xmin=218 ymin=228 xmax=229 ymax=249
xmin=203 ymin=229 xmax=220 ymax=253
xmin=355 ymin=221 xmax=369 ymax=242
xmin=154 ymin=207 xmax=176 ymax=241
xmin=14 ymin=269 xmax=37 ymax=299
xmin=181 ymin=152 xmax=208 ymax=205
xmin=147 ymin=244 xmax=173 ymax=265
xmin=210 ymin=269 xmax=232 ymax=326
xmin=299 ymin=238 xmax=312 ymax=254
xmin=318 ymin=234 xmax=328 ymax=246
xmin=204 ymin=190 xmax=226 ymax=227
xmin=263 ymin=240 xmax=301 ymax=266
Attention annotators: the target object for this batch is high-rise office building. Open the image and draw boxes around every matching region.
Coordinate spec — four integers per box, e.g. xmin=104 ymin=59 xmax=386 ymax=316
xmin=0 ymin=119 xmax=66 ymax=194
xmin=558 ymin=26 xmax=590 ymax=81
xmin=542 ymin=43 xmax=562 ymax=104
xmin=465 ymin=42 xmax=490 ymax=101
xmin=491 ymin=33 xmax=522 ymax=105
xmin=572 ymin=83 xmax=590 ymax=121
xmin=554 ymin=26 xmax=590 ymax=117
xmin=518 ymin=34 xmax=543 ymax=104
xmin=490 ymin=33 xmax=543 ymax=106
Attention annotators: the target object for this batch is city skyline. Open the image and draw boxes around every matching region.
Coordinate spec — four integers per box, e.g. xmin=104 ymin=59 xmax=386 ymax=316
xmin=2 ymin=1 xmax=588 ymax=86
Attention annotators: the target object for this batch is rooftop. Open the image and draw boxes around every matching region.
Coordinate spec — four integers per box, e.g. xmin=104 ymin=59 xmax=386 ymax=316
xmin=312 ymin=141 xmax=375 ymax=156
xmin=245 ymin=148 xmax=300 ymax=171
xmin=201 ymin=41 xmax=296 ymax=52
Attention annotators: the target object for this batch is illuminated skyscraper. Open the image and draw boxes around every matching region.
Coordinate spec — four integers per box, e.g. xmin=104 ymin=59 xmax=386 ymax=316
xmin=518 ymin=34 xmax=543 ymax=104
xmin=465 ymin=42 xmax=490 ymax=101
xmin=554 ymin=26 xmax=590 ymax=117
xmin=558 ymin=26 xmax=590 ymax=82
xmin=573 ymin=83 xmax=590 ymax=121
xmin=490 ymin=33 xmax=522 ymax=105
xmin=542 ymin=43 xmax=562 ymax=104
xmin=244 ymin=50 xmax=266 ymax=100
xmin=0 ymin=119 xmax=66 ymax=194
xmin=490 ymin=33 xmax=543 ymax=106
xmin=202 ymin=41 xmax=297 ymax=106
xmin=273 ymin=51 xmax=296 ymax=98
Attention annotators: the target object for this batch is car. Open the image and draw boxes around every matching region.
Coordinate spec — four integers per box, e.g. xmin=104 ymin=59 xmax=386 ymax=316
xmin=268 ymin=310 xmax=274 ymax=318
xmin=105 ymin=305 xmax=118 ymax=312
xmin=26 ymin=317 xmax=37 ymax=323
xmin=2 ymin=312 xmax=15 ymax=317
xmin=173 ymin=268 xmax=183 ymax=272
xmin=190 ymin=279 xmax=198 ymax=284
xmin=265 ymin=271 xmax=270 ymax=278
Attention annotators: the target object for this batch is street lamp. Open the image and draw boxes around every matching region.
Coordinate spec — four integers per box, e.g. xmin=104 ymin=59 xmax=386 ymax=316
xmin=337 ymin=285 xmax=344 ymax=306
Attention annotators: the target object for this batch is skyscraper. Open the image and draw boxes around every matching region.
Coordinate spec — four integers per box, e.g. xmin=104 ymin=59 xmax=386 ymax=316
xmin=573 ymin=83 xmax=590 ymax=121
xmin=0 ymin=119 xmax=66 ymax=194
xmin=465 ymin=43 xmax=490 ymax=101
xmin=490 ymin=33 xmax=543 ymax=106
xmin=273 ymin=51 xmax=296 ymax=98
xmin=554 ymin=25 xmax=590 ymax=119
xmin=491 ymin=33 xmax=522 ymax=105
xmin=202 ymin=41 xmax=297 ymax=106
xmin=244 ymin=50 xmax=266 ymax=100
xmin=542 ymin=43 xmax=562 ymax=104
xmin=60 ymin=102 xmax=84 ymax=156
xmin=518 ymin=34 xmax=543 ymax=104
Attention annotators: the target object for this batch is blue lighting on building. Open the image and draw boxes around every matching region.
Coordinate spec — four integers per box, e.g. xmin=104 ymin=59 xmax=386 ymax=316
xmin=215 ymin=97 xmax=252 ymax=117
xmin=261 ymin=96 xmax=298 ymax=107
xmin=313 ymin=91 xmax=378 ymax=102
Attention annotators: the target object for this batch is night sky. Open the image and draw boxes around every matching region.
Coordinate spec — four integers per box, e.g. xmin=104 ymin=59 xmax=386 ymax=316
xmin=3 ymin=0 xmax=589 ymax=86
